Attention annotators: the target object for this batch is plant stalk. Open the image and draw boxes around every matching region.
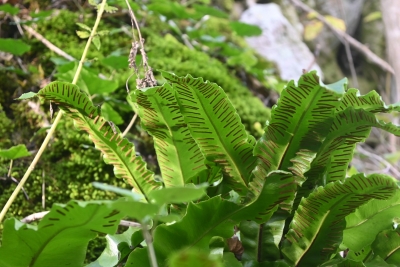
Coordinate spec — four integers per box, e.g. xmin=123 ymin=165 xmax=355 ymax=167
xmin=0 ymin=0 xmax=108 ymax=224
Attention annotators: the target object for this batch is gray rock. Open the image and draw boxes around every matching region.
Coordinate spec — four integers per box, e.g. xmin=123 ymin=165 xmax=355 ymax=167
xmin=241 ymin=3 xmax=323 ymax=81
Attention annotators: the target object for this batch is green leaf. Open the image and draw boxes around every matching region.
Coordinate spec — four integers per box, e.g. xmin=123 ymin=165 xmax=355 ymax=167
xmin=168 ymin=249 xmax=223 ymax=267
xmin=97 ymin=30 xmax=109 ymax=36
xmin=222 ymin=252 xmax=242 ymax=267
xmin=100 ymin=55 xmax=129 ymax=69
xmin=229 ymin=22 xmax=262 ymax=37
xmin=88 ymin=0 xmax=98 ymax=6
xmin=0 ymin=4 xmax=19 ymax=15
xmin=85 ymin=227 xmax=140 ymax=267
xmin=101 ymin=102 xmax=124 ymax=125
xmin=337 ymin=89 xmax=390 ymax=113
xmin=38 ymin=82 xmax=160 ymax=198
xmin=297 ymin=107 xmax=400 ymax=210
xmin=0 ymin=144 xmax=30 ymax=160
xmin=16 ymin=92 xmax=37 ymax=100
xmin=233 ymin=171 xmax=297 ymax=223
xmin=127 ymin=196 xmax=241 ymax=265
xmin=0 ymin=38 xmax=31 ymax=55
xmin=56 ymin=63 xmax=119 ymax=94
xmin=92 ymin=35 xmax=101 ymax=50
xmin=253 ymin=72 xmax=345 ymax=183
xmin=104 ymin=4 xmax=118 ymax=13
xmin=132 ymin=84 xmax=218 ymax=187
xmin=76 ymin=30 xmax=90 ymax=39
xmin=364 ymin=256 xmax=397 ymax=267
xmin=147 ymin=184 xmax=208 ymax=205
xmin=193 ymin=4 xmax=228 ymax=19
xmin=346 ymin=246 xmax=373 ymax=263
xmin=371 ymin=226 xmax=400 ymax=264
xmin=240 ymin=210 xmax=288 ymax=263
xmin=76 ymin=22 xmax=92 ymax=32
xmin=0 ymin=201 xmax=125 ymax=267
xmin=92 ymin=182 xmax=144 ymax=201
xmin=343 ymin=190 xmax=400 ymax=252
xmin=162 ymin=71 xmax=257 ymax=194
xmin=282 ymin=173 xmax=398 ymax=266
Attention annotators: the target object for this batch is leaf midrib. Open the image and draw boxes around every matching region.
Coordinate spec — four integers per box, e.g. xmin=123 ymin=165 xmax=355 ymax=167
xmin=82 ymin=115 xmax=150 ymax=201
xmin=187 ymin=83 xmax=248 ymax=186
xmin=30 ymin=205 xmax=102 ymax=266
xmin=153 ymin=96 xmax=185 ymax=186
xmin=277 ymin=87 xmax=327 ymax=171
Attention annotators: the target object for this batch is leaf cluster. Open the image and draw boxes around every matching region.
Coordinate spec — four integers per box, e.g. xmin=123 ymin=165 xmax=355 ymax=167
xmin=3 ymin=69 xmax=400 ymax=266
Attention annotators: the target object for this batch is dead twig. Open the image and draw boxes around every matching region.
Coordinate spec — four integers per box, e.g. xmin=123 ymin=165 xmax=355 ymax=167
xmin=357 ymin=145 xmax=400 ymax=178
xmin=125 ymin=0 xmax=157 ymax=90
xmin=122 ymin=113 xmax=138 ymax=137
xmin=290 ymin=0 xmax=395 ymax=74
xmin=13 ymin=16 xmax=75 ymax=61
xmin=21 ymin=211 xmax=141 ymax=227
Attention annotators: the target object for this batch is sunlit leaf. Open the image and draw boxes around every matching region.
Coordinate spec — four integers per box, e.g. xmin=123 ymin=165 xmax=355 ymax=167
xmin=0 ymin=38 xmax=31 ymax=55
xmin=0 ymin=144 xmax=31 ymax=160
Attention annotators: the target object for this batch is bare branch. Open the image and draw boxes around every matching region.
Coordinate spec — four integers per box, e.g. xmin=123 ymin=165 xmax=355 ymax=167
xmin=290 ymin=0 xmax=395 ymax=74
xmin=357 ymin=145 xmax=400 ymax=178
xmin=122 ymin=113 xmax=138 ymax=137
xmin=13 ymin=16 xmax=75 ymax=62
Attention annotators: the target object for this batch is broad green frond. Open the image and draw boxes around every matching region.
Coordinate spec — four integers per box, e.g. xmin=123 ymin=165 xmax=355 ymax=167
xmin=0 ymin=201 xmax=124 ymax=267
xmin=38 ymin=81 xmax=159 ymax=198
xmin=240 ymin=212 xmax=287 ymax=263
xmin=371 ymin=227 xmax=400 ymax=265
xmin=343 ymin=190 xmax=400 ymax=252
xmin=296 ymin=108 xmax=400 ymax=209
xmin=126 ymin=196 xmax=241 ymax=266
xmin=337 ymin=88 xmax=390 ymax=113
xmin=233 ymin=171 xmax=297 ymax=223
xmin=162 ymin=71 xmax=257 ymax=194
xmin=38 ymin=81 xmax=99 ymax=117
xmin=282 ymin=173 xmax=397 ymax=267
xmin=253 ymin=72 xmax=345 ymax=180
xmin=132 ymin=84 xmax=220 ymax=187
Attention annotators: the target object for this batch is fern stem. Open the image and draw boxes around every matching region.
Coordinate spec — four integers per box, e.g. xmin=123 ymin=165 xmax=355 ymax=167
xmin=0 ymin=0 xmax=108 ymax=224
xmin=142 ymin=224 xmax=159 ymax=267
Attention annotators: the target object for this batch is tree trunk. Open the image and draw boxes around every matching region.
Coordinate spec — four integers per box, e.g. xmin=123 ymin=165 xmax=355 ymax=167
xmin=381 ymin=0 xmax=400 ymax=103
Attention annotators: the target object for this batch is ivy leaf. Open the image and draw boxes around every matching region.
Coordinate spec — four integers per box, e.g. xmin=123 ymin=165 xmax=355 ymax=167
xmin=0 ymin=144 xmax=31 ymax=160
xmin=101 ymin=103 xmax=124 ymax=125
xmin=0 ymin=38 xmax=31 ymax=55
xmin=0 ymin=201 xmax=125 ymax=267
xmin=16 ymin=92 xmax=37 ymax=100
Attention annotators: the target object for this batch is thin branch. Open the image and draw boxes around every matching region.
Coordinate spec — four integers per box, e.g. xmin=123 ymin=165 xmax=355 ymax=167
xmin=336 ymin=0 xmax=358 ymax=88
xmin=142 ymin=224 xmax=159 ymax=267
xmin=290 ymin=0 xmax=395 ymax=74
xmin=21 ymin=211 xmax=141 ymax=227
xmin=357 ymin=145 xmax=400 ymax=178
xmin=122 ymin=113 xmax=138 ymax=137
xmin=13 ymin=16 xmax=75 ymax=61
